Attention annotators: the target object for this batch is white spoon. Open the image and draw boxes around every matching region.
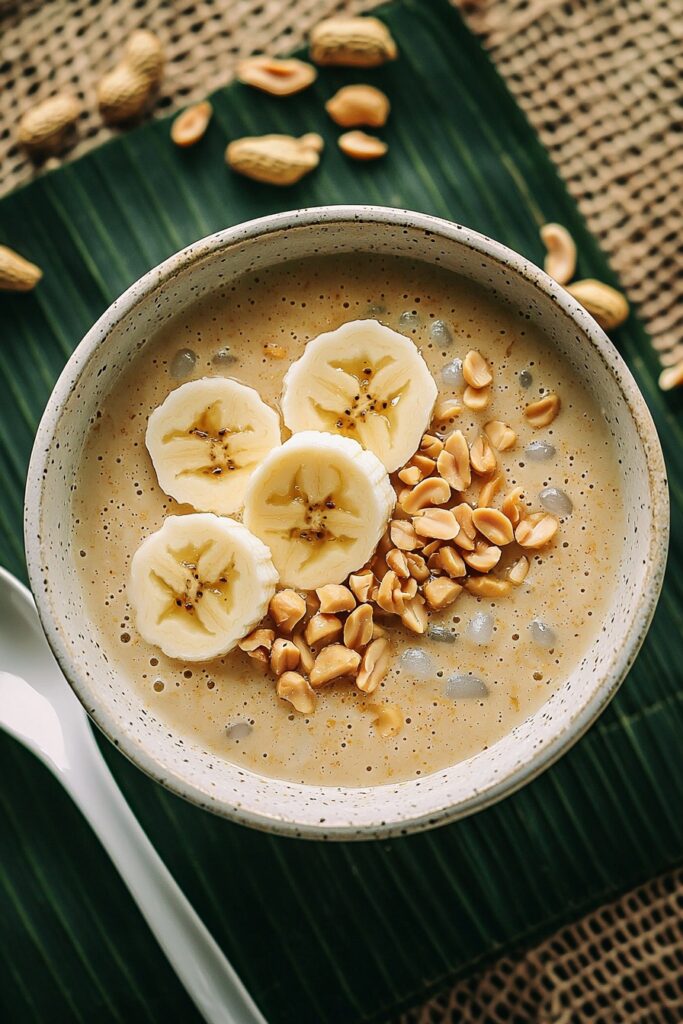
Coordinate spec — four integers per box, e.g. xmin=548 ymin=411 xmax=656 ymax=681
xmin=0 ymin=565 xmax=267 ymax=1024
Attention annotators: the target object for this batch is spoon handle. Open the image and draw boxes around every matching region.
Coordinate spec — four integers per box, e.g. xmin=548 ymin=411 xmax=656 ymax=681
xmin=61 ymin=731 xmax=267 ymax=1024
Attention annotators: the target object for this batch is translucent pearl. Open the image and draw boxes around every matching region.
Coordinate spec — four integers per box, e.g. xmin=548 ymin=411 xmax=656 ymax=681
xmin=519 ymin=369 xmax=533 ymax=388
xmin=427 ymin=625 xmax=457 ymax=644
xmin=430 ymin=319 xmax=453 ymax=346
xmin=399 ymin=310 xmax=419 ymax=328
xmin=525 ymin=440 xmax=556 ymax=461
xmin=467 ymin=611 xmax=494 ymax=645
xmin=226 ymin=722 xmax=252 ymax=740
xmin=441 ymin=358 xmax=464 ymax=388
xmin=170 ymin=348 xmax=197 ymax=379
xmin=444 ymin=674 xmax=489 ymax=699
xmin=399 ymin=647 xmax=434 ymax=679
xmin=211 ymin=346 xmax=237 ymax=365
xmin=529 ymin=619 xmax=557 ymax=649
xmin=539 ymin=486 xmax=573 ymax=516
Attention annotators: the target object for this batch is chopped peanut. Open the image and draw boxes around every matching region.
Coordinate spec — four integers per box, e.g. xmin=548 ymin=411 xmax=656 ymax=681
xmin=420 ymin=433 xmax=444 ymax=459
xmin=413 ymin=507 xmax=460 ymax=540
xmin=501 ymin=487 xmax=525 ymax=526
xmin=398 ymin=465 xmax=421 ymax=486
xmin=465 ymin=576 xmax=512 ymax=598
xmin=525 ymin=393 xmax=561 ymax=428
xmin=433 ymin=545 xmax=467 ymax=577
xmin=464 ymin=540 xmax=502 ymax=573
xmin=453 ymin=502 xmax=477 ymax=551
xmin=310 ymin=644 xmax=361 ymax=687
xmin=478 ymin=473 xmax=504 ymax=508
xmin=264 ymin=342 xmax=287 ymax=359
xmin=484 ymin=420 xmax=516 ymax=451
xmin=277 ymin=672 xmax=316 ymax=714
xmin=472 ymin=507 xmax=514 ymax=545
xmin=431 ymin=398 xmax=461 ymax=428
xmin=238 ymin=628 xmax=275 ymax=652
xmin=463 ymin=350 xmax=493 ymax=388
xmin=470 ymin=435 xmax=497 ymax=476
xmin=406 ymin=551 xmax=429 ymax=582
xmin=370 ymin=702 xmax=404 ymax=737
xmin=270 ymin=638 xmax=300 ymax=675
xmin=508 ymin=555 xmax=530 ymax=585
xmin=269 ymin=590 xmax=306 ymax=633
xmin=386 ymin=548 xmax=410 ymax=578
xmin=356 ymin=637 xmax=391 ymax=693
xmin=376 ymin=570 xmax=406 ymax=614
xmin=423 ymin=577 xmax=463 ymax=610
xmin=349 ymin=569 xmax=375 ymax=602
xmin=401 ymin=477 xmax=450 ymax=514
xmin=316 ymin=583 xmax=356 ymax=614
xmin=400 ymin=594 xmax=428 ymax=633
xmin=344 ymin=604 xmax=374 ymax=649
xmin=515 ymin=512 xmax=559 ymax=548
xmin=463 ymin=384 xmax=491 ymax=411
xmin=390 ymin=518 xmax=422 ymax=551
xmin=291 ymin=631 xmax=315 ymax=674
xmin=411 ymin=454 xmax=436 ymax=477
xmin=304 ymin=612 xmax=343 ymax=647
xmin=420 ymin=539 xmax=441 ymax=557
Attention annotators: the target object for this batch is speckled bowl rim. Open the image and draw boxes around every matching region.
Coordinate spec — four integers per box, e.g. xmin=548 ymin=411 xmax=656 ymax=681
xmin=25 ymin=206 xmax=669 ymax=839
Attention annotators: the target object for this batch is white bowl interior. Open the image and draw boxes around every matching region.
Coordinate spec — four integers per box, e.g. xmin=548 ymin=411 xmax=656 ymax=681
xmin=26 ymin=211 xmax=667 ymax=838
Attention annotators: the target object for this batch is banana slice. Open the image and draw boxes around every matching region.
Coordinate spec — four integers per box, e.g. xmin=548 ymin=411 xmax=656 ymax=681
xmin=146 ymin=377 xmax=281 ymax=515
xmin=243 ymin=430 xmax=395 ymax=589
xmin=129 ymin=513 xmax=278 ymax=661
xmin=281 ymin=319 xmax=437 ymax=472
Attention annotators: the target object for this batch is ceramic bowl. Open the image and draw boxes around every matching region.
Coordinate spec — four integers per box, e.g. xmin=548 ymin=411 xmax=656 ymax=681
xmin=25 ymin=207 xmax=669 ymax=839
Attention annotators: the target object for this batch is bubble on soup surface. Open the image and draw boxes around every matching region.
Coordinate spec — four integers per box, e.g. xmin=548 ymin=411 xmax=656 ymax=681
xmin=445 ymin=674 xmax=489 ymax=699
xmin=226 ymin=721 xmax=252 ymax=741
xmin=399 ymin=647 xmax=434 ymax=679
xmin=529 ymin=619 xmax=557 ymax=649
xmin=428 ymin=625 xmax=457 ymax=643
xmin=170 ymin=348 xmax=197 ymax=379
xmin=430 ymin=320 xmax=453 ymax=346
xmin=367 ymin=303 xmax=386 ymax=318
xmin=467 ymin=611 xmax=494 ymax=645
xmin=441 ymin=357 xmax=464 ymax=388
xmin=539 ymin=486 xmax=573 ymax=516
xmin=211 ymin=346 xmax=237 ymax=366
xmin=519 ymin=369 xmax=533 ymax=388
xmin=399 ymin=310 xmax=419 ymax=328
xmin=525 ymin=439 xmax=556 ymax=461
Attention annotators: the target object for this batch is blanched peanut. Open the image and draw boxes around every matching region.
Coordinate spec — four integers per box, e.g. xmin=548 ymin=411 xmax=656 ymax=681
xmin=344 ymin=604 xmax=374 ymax=650
xmin=515 ymin=512 xmax=559 ymax=548
xmin=432 ymin=545 xmax=467 ymax=577
xmin=438 ymin=430 xmax=471 ymax=490
xmin=420 ymin=539 xmax=441 ymax=557
xmin=400 ymin=594 xmax=428 ymax=633
xmin=453 ymin=503 xmax=477 ymax=551
xmin=390 ymin=518 xmax=421 ymax=551
xmin=431 ymin=398 xmax=461 ymax=427
xmin=269 ymin=590 xmax=306 ymax=632
xmin=277 ymin=671 xmax=316 ymax=714
xmin=291 ymin=631 xmax=315 ymax=674
xmin=464 ymin=540 xmax=502 ymax=573
xmin=525 ymin=393 xmax=561 ymax=428
xmin=472 ymin=507 xmax=514 ymax=545
xmin=478 ymin=473 xmax=504 ymax=508
xmin=501 ymin=487 xmax=525 ymax=526
xmin=236 ymin=56 xmax=317 ymax=96
xmin=423 ymin=577 xmax=463 ymax=610
xmin=376 ymin=570 xmax=405 ymax=614
xmin=463 ymin=384 xmax=491 ymax=411
xmin=463 ymin=350 xmax=493 ymax=388
xmin=401 ymin=477 xmax=450 ymax=514
xmin=356 ymin=637 xmax=391 ymax=693
xmin=316 ymin=583 xmax=356 ymax=614
xmin=406 ymin=551 xmax=429 ymax=582
xmin=325 ymin=84 xmax=390 ymax=127
xmin=304 ymin=612 xmax=343 ymax=647
xmin=420 ymin=433 xmax=444 ymax=459
xmin=238 ymin=628 xmax=275 ymax=653
xmin=310 ymin=644 xmax=361 ymax=687
xmin=470 ymin=435 xmax=497 ymax=476
xmin=413 ymin=508 xmax=459 ymax=540
xmin=410 ymin=454 xmax=436 ymax=477
xmin=349 ymin=569 xmax=375 ymax=602
xmin=370 ymin=702 xmax=404 ymax=738
xmin=386 ymin=548 xmax=410 ymax=578
xmin=270 ymin=638 xmax=300 ymax=675
xmin=484 ymin=420 xmax=516 ymax=451
xmin=465 ymin=576 xmax=512 ymax=598
xmin=398 ymin=465 xmax=421 ymax=486
xmin=338 ymin=130 xmax=387 ymax=160
xmin=508 ymin=555 xmax=530 ymax=585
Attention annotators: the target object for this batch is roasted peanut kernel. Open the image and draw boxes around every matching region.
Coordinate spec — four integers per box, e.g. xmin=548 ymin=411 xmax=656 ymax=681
xmin=356 ymin=637 xmax=391 ymax=693
xmin=310 ymin=644 xmax=361 ymax=687
xmin=484 ymin=420 xmax=516 ymax=451
xmin=470 ymin=435 xmax=497 ymax=476
xmin=463 ymin=350 xmax=493 ymax=389
xmin=338 ymin=131 xmax=388 ymax=160
xmin=478 ymin=473 xmax=504 ymax=508
xmin=431 ymin=398 xmax=461 ymax=427
xmin=465 ymin=576 xmax=512 ymax=598
xmin=464 ymin=540 xmax=502 ymax=573
xmin=472 ymin=507 xmax=514 ymax=545
xmin=400 ymin=594 xmax=428 ymax=634
xmin=423 ymin=577 xmax=463 ymax=610
xmin=401 ymin=477 xmax=451 ymax=514
xmin=305 ymin=589 xmax=320 ymax=618
xmin=270 ymin=638 xmax=300 ymax=675
xmin=371 ymin=552 xmax=389 ymax=581
xmin=398 ymin=465 xmax=421 ymax=486
xmin=439 ymin=429 xmax=471 ymax=490
xmin=246 ymin=647 xmax=269 ymax=672
xmin=453 ymin=503 xmax=477 ymax=551
xmin=304 ymin=612 xmax=343 ymax=647
xmin=269 ymin=589 xmax=306 ymax=632
xmin=501 ymin=487 xmax=525 ymax=526
xmin=411 ymin=454 xmax=436 ymax=477
xmin=386 ymin=548 xmax=410 ymax=578
xmin=370 ymin=701 xmax=404 ymax=738
xmin=525 ymin=393 xmax=561 ymax=428
xmin=316 ymin=583 xmax=356 ymax=614
xmin=420 ymin=539 xmax=441 ymax=558
xmin=406 ymin=551 xmax=429 ymax=582
xmin=238 ymin=628 xmax=275 ymax=653
xmin=291 ymin=631 xmax=315 ymax=674
xmin=376 ymin=570 xmax=405 ymax=614
xmin=171 ymin=101 xmax=213 ymax=147
xmin=540 ymin=223 xmax=576 ymax=286
xmin=420 ymin=433 xmax=444 ymax=459
xmin=566 ymin=279 xmax=629 ymax=332
xmin=349 ymin=569 xmax=375 ymax=602
xmin=390 ymin=518 xmax=421 ymax=551
xmin=277 ymin=671 xmax=316 ymax=714
xmin=401 ymin=576 xmax=418 ymax=600
xmin=463 ymin=384 xmax=491 ymax=411
xmin=515 ymin=512 xmax=559 ymax=548
xmin=344 ymin=604 xmax=374 ymax=650
xmin=413 ymin=507 xmax=460 ymax=540
xmin=372 ymin=620 xmax=387 ymax=639
xmin=508 ymin=555 xmax=530 ymax=585
xmin=236 ymin=56 xmax=317 ymax=96
xmin=264 ymin=342 xmax=287 ymax=359
xmin=434 ymin=545 xmax=467 ymax=578
xmin=310 ymin=16 xmax=398 ymax=67
xmin=326 ymin=84 xmax=390 ymax=127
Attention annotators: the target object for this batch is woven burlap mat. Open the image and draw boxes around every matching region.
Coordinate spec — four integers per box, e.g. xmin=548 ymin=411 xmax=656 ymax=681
xmin=1 ymin=1 xmax=682 ymax=1020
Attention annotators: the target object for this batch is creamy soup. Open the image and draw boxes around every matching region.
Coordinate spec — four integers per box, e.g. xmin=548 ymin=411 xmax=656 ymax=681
xmin=73 ymin=254 xmax=623 ymax=787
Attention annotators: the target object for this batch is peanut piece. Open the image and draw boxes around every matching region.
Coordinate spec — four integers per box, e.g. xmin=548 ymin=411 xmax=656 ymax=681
xmin=325 ymin=84 xmax=390 ymax=127
xmin=171 ymin=101 xmax=212 ymax=147
xmin=338 ymin=130 xmax=388 ymax=160
xmin=464 ymin=541 xmax=502 ymax=573
xmin=508 ymin=555 xmax=530 ymax=585
xmin=400 ymin=594 xmax=428 ymax=634
xmin=376 ymin=570 xmax=405 ymax=614
xmin=420 ymin=434 xmax=444 ymax=459
xmin=401 ymin=477 xmax=450 ymax=514
xmin=406 ymin=551 xmax=429 ymax=582
xmin=386 ymin=548 xmax=410 ymax=579
xmin=291 ymin=631 xmax=315 ymax=674
xmin=0 ymin=246 xmax=42 ymax=292
xmin=525 ymin=393 xmax=561 ymax=428
xmin=478 ymin=473 xmax=504 ymax=508
xmin=465 ymin=576 xmax=512 ymax=598
xmin=316 ymin=583 xmax=356 ymax=614
xmin=390 ymin=518 xmax=421 ymax=551
xmin=431 ymin=398 xmax=461 ymax=428
xmin=420 ymin=539 xmax=441 ymax=558
xmin=439 ymin=429 xmax=471 ymax=490
xmin=310 ymin=17 xmax=398 ymax=67
xmin=238 ymin=628 xmax=275 ymax=653
xmin=270 ymin=638 xmax=300 ymax=675
xmin=369 ymin=702 xmax=403 ymax=738
xmin=97 ymin=30 xmax=164 ymax=125
xmin=472 ymin=507 xmax=514 ymax=545
xmin=501 ymin=487 xmax=525 ymax=526
xmin=463 ymin=350 xmax=493 ymax=389
xmin=540 ymin=223 xmax=576 ymax=286
xmin=264 ymin=342 xmax=287 ymax=359
xmin=356 ymin=637 xmax=391 ymax=693
xmin=344 ymin=604 xmax=374 ymax=650
xmin=566 ymin=279 xmax=629 ymax=332
xmin=515 ymin=512 xmax=559 ymax=548
xmin=269 ymin=590 xmax=306 ymax=632
xmin=349 ymin=569 xmax=375 ymax=603
xmin=413 ymin=508 xmax=460 ymax=540
xmin=453 ymin=503 xmax=477 ymax=551
xmin=18 ymin=93 xmax=81 ymax=155
xmin=423 ymin=577 xmax=463 ymax=610
xmin=398 ymin=465 xmax=421 ymax=486
xmin=463 ymin=384 xmax=491 ymax=411
xmin=236 ymin=56 xmax=317 ymax=96
xmin=226 ymin=133 xmax=322 ymax=185
xmin=277 ymin=671 xmax=316 ymax=714
xmin=484 ymin=420 xmax=516 ymax=451
xmin=305 ymin=613 xmax=343 ymax=647
xmin=310 ymin=644 xmax=361 ymax=687
xmin=470 ymin=435 xmax=497 ymax=476
xmin=433 ymin=545 xmax=467 ymax=578
xmin=410 ymin=454 xmax=436 ymax=477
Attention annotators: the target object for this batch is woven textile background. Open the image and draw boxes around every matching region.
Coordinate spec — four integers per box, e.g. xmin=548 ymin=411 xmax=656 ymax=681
xmin=1 ymin=1 xmax=682 ymax=1022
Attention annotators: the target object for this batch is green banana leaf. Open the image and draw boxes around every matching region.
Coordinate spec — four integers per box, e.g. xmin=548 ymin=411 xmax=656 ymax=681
xmin=0 ymin=1 xmax=681 ymax=1021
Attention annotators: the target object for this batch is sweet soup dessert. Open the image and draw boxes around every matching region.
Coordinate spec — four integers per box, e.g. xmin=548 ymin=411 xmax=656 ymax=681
xmin=73 ymin=254 xmax=623 ymax=787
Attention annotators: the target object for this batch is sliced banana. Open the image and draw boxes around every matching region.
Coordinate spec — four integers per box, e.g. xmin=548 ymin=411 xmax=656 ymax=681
xmin=129 ymin=513 xmax=278 ymax=661
xmin=281 ymin=319 xmax=438 ymax=472
xmin=146 ymin=377 xmax=281 ymax=515
xmin=243 ymin=430 xmax=395 ymax=590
